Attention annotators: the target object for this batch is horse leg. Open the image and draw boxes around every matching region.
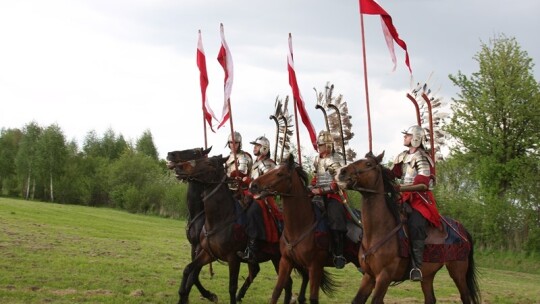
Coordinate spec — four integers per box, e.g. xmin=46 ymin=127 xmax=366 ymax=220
xmin=236 ymin=262 xmax=260 ymax=302
xmin=178 ymin=261 xmax=200 ymax=304
xmin=446 ymin=261 xmax=472 ymax=304
xmin=228 ymin=259 xmax=241 ymax=304
xmin=269 ymin=257 xmax=294 ymax=304
xmin=271 ymin=258 xmax=294 ymax=304
xmin=351 ymin=273 xmax=374 ymax=304
xmin=420 ymin=265 xmax=439 ymax=304
xmin=369 ymin=273 xmax=393 ymax=304
xmin=307 ymin=267 xmax=323 ymax=304
xmin=296 ymin=268 xmax=309 ymax=304
xmin=191 ymin=245 xmax=218 ymax=302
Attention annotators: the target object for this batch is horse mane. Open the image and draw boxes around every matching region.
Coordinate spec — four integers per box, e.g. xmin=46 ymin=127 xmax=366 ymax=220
xmin=285 ymin=154 xmax=309 ymax=187
xmin=365 ymin=152 xmax=401 ymax=224
xmin=381 ymin=166 xmax=401 ymax=224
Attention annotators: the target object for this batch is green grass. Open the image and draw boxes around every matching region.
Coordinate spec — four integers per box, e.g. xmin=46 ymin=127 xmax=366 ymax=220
xmin=1 ymin=197 xmax=539 ymax=303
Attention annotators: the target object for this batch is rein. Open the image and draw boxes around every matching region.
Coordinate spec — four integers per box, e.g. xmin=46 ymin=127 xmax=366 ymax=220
xmin=361 ymin=222 xmax=403 ymax=262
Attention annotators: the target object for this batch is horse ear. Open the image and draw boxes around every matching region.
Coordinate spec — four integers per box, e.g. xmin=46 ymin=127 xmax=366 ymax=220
xmin=376 ymin=151 xmax=385 ymax=164
xmin=203 ymin=146 xmax=212 ymax=155
xmin=287 ymin=153 xmax=295 ymax=168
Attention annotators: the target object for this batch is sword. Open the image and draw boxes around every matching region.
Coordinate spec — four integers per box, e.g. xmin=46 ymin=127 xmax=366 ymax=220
xmin=337 ymin=188 xmax=362 ymax=228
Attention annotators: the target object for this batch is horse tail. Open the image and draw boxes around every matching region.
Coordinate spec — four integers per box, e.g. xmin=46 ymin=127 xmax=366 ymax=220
xmin=320 ymin=269 xmax=338 ymax=296
xmin=465 ymin=230 xmax=481 ymax=304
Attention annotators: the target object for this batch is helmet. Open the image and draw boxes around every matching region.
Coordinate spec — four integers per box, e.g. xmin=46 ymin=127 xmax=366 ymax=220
xmin=250 ymin=136 xmax=271 ymax=156
xmin=402 ymin=125 xmax=425 ymax=148
xmin=226 ymin=131 xmax=242 ymax=149
xmin=317 ymin=130 xmax=333 ymax=150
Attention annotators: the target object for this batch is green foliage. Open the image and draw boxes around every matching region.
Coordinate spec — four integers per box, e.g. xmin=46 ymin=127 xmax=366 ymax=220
xmin=446 ymin=34 xmax=540 ymax=250
xmin=136 ymin=129 xmax=159 ymax=161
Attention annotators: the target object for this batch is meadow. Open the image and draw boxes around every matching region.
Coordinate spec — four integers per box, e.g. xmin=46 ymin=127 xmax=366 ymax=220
xmin=1 ymin=198 xmax=539 ymax=303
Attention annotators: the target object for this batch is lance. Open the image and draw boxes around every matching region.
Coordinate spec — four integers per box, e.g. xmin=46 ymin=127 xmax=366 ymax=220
xmin=358 ymin=0 xmax=373 ymax=152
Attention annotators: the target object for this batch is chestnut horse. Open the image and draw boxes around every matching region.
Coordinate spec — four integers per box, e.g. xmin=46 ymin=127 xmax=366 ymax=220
xmin=250 ymin=154 xmax=361 ymax=304
xmin=172 ymin=155 xmax=296 ymax=304
xmin=336 ymin=152 xmax=480 ymax=304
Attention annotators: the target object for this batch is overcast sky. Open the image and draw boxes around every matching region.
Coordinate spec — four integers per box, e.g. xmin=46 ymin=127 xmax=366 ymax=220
xmin=1 ymin=0 xmax=538 ymax=162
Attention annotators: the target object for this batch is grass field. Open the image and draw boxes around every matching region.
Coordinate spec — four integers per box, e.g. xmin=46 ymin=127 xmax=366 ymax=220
xmin=1 ymin=198 xmax=539 ymax=303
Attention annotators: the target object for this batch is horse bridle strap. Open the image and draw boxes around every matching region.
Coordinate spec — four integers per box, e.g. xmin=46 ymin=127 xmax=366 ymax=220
xmin=351 ymin=163 xmax=384 ymax=194
xmin=361 ymin=222 xmax=403 ymax=261
xmin=202 ymin=174 xmax=228 ymax=202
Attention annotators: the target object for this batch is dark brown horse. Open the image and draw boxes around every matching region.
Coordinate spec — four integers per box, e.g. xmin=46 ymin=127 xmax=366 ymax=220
xmin=336 ymin=152 xmax=480 ymax=304
xmin=172 ymin=155 xmax=296 ymax=304
xmin=167 ymin=147 xmax=217 ymax=302
xmin=250 ymin=154 xmax=361 ymax=304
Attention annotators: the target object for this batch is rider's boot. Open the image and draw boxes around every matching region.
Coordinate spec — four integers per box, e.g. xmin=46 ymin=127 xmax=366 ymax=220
xmin=237 ymin=238 xmax=257 ymax=263
xmin=331 ymin=230 xmax=346 ymax=269
xmin=410 ymin=240 xmax=424 ymax=281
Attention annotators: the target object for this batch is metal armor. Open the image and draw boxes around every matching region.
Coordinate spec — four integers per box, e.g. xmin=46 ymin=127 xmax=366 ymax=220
xmin=251 ymin=157 xmax=276 ymax=180
xmin=313 ymin=153 xmax=343 ymax=190
xmin=394 ymin=149 xmax=434 ymax=188
xmin=226 ymin=151 xmax=252 ymax=177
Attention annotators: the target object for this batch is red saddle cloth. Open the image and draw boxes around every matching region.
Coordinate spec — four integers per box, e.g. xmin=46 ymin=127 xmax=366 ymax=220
xmin=255 ymin=197 xmax=283 ymax=244
xmin=399 ymin=216 xmax=471 ymax=263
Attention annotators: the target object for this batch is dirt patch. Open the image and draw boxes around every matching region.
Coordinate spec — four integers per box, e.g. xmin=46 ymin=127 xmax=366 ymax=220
xmin=51 ymin=289 xmax=77 ymax=295
xmin=130 ymin=289 xmax=144 ymax=297
xmin=84 ymin=289 xmax=113 ymax=296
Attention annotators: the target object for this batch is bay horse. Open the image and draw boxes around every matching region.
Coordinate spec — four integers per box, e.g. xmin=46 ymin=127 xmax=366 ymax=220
xmin=336 ymin=152 xmax=480 ymax=304
xmin=250 ymin=154 xmax=361 ymax=304
xmin=172 ymin=155 xmax=296 ymax=304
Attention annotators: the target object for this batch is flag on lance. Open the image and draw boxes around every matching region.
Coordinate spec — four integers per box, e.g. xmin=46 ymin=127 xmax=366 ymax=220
xmin=197 ymin=30 xmax=217 ymax=132
xmin=287 ymin=33 xmax=318 ymax=151
xmin=360 ymin=0 xmax=412 ymax=73
xmin=216 ymin=23 xmax=234 ymax=129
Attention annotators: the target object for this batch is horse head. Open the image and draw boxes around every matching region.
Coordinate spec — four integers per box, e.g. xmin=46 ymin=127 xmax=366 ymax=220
xmin=337 ymin=151 xmax=385 ymax=194
xmin=250 ymin=154 xmax=307 ymax=199
xmin=166 ymin=146 xmax=212 ymax=170
xmin=173 ymin=154 xmax=227 ymax=184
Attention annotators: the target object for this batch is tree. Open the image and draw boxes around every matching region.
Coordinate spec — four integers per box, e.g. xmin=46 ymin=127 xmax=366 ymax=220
xmin=36 ymin=124 xmax=68 ymax=202
xmin=447 ymin=34 xmax=540 ymax=248
xmin=0 ymin=128 xmax=23 ymax=195
xmin=15 ymin=122 xmax=43 ymax=200
xmin=136 ymin=129 xmax=159 ymax=161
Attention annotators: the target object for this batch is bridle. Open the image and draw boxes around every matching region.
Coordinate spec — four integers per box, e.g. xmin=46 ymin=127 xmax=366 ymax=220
xmin=346 ymin=159 xmax=384 ymax=195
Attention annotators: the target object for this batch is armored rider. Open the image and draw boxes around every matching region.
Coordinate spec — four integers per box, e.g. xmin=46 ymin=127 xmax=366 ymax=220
xmin=237 ymin=136 xmax=283 ymax=262
xmin=390 ymin=125 xmax=442 ymax=281
xmin=310 ymin=130 xmax=347 ymax=269
xmin=225 ymin=131 xmax=253 ymax=197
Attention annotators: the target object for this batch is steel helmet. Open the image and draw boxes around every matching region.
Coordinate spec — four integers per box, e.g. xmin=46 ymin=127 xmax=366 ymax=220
xmin=250 ymin=136 xmax=271 ymax=156
xmin=225 ymin=131 xmax=242 ymax=149
xmin=317 ymin=130 xmax=333 ymax=150
xmin=402 ymin=125 xmax=426 ymax=148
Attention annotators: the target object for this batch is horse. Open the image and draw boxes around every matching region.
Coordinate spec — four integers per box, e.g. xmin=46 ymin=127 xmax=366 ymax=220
xmin=336 ymin=151 xmax=480 ymax=304
xmin=172 ymin=155 xmax=297 ymax=304
xmin=166 ymin=147 xmax=217 ymax=302
xmin=250 ymin=154 xmax=361 ymax=304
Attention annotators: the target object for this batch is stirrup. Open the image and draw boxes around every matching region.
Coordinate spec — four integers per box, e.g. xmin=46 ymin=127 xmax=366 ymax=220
xmin=410 ymin=268 xmax=423 ymax=281
xmin=333 ymin=255 xmax=346 ymax=269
